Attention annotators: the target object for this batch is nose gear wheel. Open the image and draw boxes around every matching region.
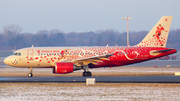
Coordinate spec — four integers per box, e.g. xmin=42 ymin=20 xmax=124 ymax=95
xmin=28 ymin=67 xmax=33 ymax=77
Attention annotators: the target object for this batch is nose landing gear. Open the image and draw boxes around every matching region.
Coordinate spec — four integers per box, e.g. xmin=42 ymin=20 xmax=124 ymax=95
xmin=28 ymin=67 xmax=33 ymax=77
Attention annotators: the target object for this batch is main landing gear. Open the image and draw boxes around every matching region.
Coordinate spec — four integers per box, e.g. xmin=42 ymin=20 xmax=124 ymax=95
xmin=82 ymin=65 xmax=92 ymax=77
xmin=28 ymin=67 xmax=33 ymax=77
xmin=83 ymin=70 xmax=92 ymax=77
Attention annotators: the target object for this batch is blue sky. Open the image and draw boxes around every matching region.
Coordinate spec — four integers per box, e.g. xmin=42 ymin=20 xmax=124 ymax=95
xmin=0 ymin=0 xmax=180 ymax=33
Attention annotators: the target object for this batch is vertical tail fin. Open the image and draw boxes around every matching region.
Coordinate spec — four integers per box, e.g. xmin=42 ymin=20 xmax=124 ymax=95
xmin=136 ymin=16 xmax=173 ymax=47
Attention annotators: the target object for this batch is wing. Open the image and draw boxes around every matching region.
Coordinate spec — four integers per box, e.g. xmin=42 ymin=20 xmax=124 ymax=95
xmin=64 ymin=54 xmax=112 ymax=66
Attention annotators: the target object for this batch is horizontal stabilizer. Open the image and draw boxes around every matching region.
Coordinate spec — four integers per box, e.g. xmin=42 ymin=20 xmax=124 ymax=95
xmin=151 ymin=48 xmax=174 ymax=53
xmin=150 ymin=48 xmax=175 ymax=56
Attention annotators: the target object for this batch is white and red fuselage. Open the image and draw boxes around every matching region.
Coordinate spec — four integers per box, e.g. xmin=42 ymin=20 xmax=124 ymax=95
xmin=4 ymin=46 xmax=176 ymax=68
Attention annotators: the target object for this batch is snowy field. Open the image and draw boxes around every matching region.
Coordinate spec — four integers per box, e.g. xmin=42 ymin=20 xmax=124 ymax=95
xmin=1 ymin=65 xmax=180 ymax=100
xmin=0 ymin=83 xmax=180 ymax=101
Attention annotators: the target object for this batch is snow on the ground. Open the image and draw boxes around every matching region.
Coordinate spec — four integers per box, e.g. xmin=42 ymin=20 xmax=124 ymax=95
xmin=0 ymin=83 xmax=180 ymax=101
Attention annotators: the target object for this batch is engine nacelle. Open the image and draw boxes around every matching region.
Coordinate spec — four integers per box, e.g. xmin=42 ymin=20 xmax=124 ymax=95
xmin=53 ymin=62 xmax=81 ymax=74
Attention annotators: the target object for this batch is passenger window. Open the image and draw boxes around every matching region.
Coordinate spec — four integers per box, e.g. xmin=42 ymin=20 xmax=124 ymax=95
xmin=18 ymin=53 xmax=21 ymax=56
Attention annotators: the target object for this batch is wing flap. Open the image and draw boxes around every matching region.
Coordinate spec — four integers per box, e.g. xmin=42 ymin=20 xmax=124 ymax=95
xmin=68 ymin=54 xmax=112 ymax=66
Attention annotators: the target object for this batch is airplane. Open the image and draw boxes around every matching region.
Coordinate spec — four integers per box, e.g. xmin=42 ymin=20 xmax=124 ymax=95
xmin=4 ymin=16 xmax=176 ymax=77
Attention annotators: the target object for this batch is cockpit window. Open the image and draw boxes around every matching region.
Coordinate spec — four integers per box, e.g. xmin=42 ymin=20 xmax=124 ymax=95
xmin=12 ymin=52 xmax=21 ymax=56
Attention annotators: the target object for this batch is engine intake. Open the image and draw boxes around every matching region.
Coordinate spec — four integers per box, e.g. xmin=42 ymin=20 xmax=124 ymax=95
xmin=53 ymin=62 xmax=81 ymax=74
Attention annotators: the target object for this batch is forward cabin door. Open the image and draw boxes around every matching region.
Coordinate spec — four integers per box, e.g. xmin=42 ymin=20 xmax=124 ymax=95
xmin=27 ymin=49 xmax=34 ymax=60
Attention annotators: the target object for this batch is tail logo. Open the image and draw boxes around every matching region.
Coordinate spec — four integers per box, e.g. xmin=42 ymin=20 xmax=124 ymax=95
xmin=153 ymin=24 xmax=168 ymax=46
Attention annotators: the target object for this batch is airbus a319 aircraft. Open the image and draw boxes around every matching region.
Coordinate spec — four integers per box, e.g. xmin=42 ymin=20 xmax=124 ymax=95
xmin=4 ymin=16 xmax=176 ymax=77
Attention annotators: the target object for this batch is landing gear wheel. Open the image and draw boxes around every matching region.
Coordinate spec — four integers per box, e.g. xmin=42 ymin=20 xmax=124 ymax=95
xmin=87 ymin=72 xmax=92 ymax=76
xmin=28 ymin=73 xmax=33 ymax=77
xmin=83 ymin=71 xmax=92 ymax=77
xmin=28 ymin=67 xmax=33 ymax=77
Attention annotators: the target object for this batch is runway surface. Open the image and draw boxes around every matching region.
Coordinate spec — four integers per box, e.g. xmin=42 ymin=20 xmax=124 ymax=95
xmin=1 ymin=76 xmax=180 ymax=83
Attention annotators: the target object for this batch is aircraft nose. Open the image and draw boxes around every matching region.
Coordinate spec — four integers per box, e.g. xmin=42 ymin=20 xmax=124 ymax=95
xmin=4 ymin=57 xmax=12 ymax=65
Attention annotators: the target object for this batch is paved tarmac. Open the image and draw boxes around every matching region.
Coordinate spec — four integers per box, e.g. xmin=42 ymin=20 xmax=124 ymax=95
xmin=1 ymin=76 xmax=180 ymax=83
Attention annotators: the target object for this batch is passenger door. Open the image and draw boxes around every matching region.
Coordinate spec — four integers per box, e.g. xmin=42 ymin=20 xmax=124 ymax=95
xmin=27 ymin=49 xmax=33 ymax=60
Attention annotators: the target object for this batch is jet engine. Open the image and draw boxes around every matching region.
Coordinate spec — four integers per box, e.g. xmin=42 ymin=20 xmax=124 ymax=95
xmin=53 ymin=62 xmax=81 ymax=74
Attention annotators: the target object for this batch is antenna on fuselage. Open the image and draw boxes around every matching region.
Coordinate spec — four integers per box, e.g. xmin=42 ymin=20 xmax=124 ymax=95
xmin=31 ymin=45 xmax=34 ymax=48
xmin=106 ymin=44 xmax=109 ymax=47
